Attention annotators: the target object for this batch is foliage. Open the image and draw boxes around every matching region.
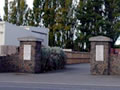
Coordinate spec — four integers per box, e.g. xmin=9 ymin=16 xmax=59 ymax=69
xmin=33 ymin=0 xmax=42 ymax=26
xmin=113 ymin=45 xmax=120 ymax=49
xmin=24 ymin=8 xmax=34 ymax=26
xmin=41 ymin=47 xmax=66 ymax=72
xmin=76 ymin=0 xmax=120 ymax=51
xmin=18 ymin=0 xmax=28 ymax=25
xmin=4 ymin=0 xmax=28 ymax=25
xmin=4 ymin=0 xmax=8 ymax=21
xmin=4 ymin=0 xmax=120 ymax=51
xmin=40 ymin=0 xmax=74 ymax=48
xmin=104 ymin=0 xmax=120 ymax=45
xmin=4 ymin=0 xmax=74 ymax=49
xmin=9 ymin=0 xmax=17 ymax=24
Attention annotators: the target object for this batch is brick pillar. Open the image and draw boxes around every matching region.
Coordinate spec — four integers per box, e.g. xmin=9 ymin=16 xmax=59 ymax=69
xmin=18 ymin=36 xmax=42 ymax=73
xmin=89 ymin=36 xmax=112 ymax=75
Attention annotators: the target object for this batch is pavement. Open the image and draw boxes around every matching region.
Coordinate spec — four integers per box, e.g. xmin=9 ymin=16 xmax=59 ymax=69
xmin=0 ymin=64 xmax=120 ymax=89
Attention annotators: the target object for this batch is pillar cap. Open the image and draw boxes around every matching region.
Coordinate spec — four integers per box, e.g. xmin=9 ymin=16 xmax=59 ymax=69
xmin=18 ymin=36 xmax=43 ymax=42
xmin=89 ymin=36 xmax=112 ymax=42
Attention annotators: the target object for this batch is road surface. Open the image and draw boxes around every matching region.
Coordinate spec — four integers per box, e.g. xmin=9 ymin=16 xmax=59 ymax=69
xmin=0 ymin=64 xmax=119 ymax=90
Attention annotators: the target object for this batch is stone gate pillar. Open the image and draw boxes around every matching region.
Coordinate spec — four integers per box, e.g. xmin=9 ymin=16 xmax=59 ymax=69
xmin=89 ymin=36 xmax=112 ymax=75
xmin=18 ymin=36 xmax=42 ymax=73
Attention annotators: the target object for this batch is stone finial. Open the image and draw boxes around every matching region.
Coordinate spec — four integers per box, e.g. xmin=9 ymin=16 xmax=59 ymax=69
xmin=89 ymin=36 xmax=112 ymax=42
xmin=18 ymin=36 xmax=43 ymax=42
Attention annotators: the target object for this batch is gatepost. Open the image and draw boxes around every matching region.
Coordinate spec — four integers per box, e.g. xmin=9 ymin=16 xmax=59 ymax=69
xmin=89 ymin=36 xmax=112 ymax=75
xmin=18 ymin=36 xmax=42 ymax=73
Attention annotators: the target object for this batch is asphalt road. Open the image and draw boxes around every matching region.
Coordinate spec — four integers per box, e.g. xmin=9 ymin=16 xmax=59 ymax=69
xmin=0 ymin=82 xmax=120 ymax=90
xmin=0 ymin=64 xmax=120 ymax=90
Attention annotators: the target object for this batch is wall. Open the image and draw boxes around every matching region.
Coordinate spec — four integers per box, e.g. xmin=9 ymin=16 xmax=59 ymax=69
xmin=0 ymin=45 xmax=18 ymax=56
xmin=110 ymin=54 xmax=120 ymax=75
xmin=65 ymin=51 xmax=90 ymax=64
xmin=111 ymin=48 xmax=120 ymax=54
xmin=0 ymin=54 xmax=22 ymax=72
xmin=0 ymin=39 xmax=42 ymax=73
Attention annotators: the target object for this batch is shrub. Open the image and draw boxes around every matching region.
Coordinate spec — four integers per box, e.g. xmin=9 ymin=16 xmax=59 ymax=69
xmin=41 ymin=47 xmax=66 ymax=72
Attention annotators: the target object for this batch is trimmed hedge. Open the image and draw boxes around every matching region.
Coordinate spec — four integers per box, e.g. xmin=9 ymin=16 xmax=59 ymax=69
xmin=41 ymin=47 xmax=66 ymax=72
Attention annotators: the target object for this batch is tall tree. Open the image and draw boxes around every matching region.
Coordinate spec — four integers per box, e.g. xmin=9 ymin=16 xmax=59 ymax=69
xmin=4 ymin=0 xmax=75 ymax=49
xmin=4 ymin=0 xmax=8 ymax=21
xmin=24 ymin=8 xmax=34 ymax=26
xmin=104 ymin=0 xmax=120 ymax=45
xmin=33 ymin=0 xmax=42 ymax=26
xmin=54 ymin=0 xmax=74 ymax=48
xmin=42 ymin=0 xmax=73 ymax=48
xmin=42 ymin=0 xmax=57 ymax=46
xmin=8 ymin=0 xmax=27 ymax=25
xmin=9 ymin=0 xmax=17 ymax=24
xmin=76 ymin=0 xmax=120 ymax=51
xmin=17 ymin=0 xmax=27 ymax=25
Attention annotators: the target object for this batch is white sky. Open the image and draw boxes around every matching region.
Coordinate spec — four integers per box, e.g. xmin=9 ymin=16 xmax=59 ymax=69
xmin=0 ymin=0 xmax=33 ymax=18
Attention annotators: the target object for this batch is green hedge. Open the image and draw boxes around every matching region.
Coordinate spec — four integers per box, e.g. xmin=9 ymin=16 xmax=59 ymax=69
xmin=41 ymin=47 xmax=66 ymax=72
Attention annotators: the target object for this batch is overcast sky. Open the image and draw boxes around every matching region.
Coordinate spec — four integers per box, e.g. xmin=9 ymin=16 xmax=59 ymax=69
xmin=0 ymin=0 xmax=33 ymax=18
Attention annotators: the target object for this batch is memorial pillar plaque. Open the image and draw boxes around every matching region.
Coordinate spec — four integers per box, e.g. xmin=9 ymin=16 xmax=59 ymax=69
xmin=89 ymin=36 xmax=112 ymax=75
xmin=23 ymin=45 xmax=31 ymax=60
xmin=96 ymin=45 xmax=104 ymax=61
xmin=19 ymin=36 xmax=42 ymax=73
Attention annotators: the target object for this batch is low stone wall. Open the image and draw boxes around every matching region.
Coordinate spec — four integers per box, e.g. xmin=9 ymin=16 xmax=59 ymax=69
xmin=65 ymin=51 xmax=90 ymax=64
xmin=0 ymin=45 xmax=18 ymax=56
xmin=110 ymin=54 xmax=120 ymax=75
xmin=0 ymin=54 xmax=22 ymax=72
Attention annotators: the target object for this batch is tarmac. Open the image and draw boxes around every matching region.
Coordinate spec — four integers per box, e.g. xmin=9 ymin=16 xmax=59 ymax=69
xmin=0 ymin=64 xmax=120 ymax=87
